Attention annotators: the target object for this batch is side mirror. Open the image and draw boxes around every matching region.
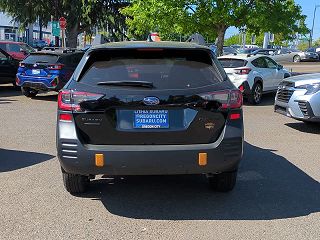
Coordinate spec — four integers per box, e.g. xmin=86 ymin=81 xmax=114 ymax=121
xmin=277 ymin=64 xmax=283 ymax=70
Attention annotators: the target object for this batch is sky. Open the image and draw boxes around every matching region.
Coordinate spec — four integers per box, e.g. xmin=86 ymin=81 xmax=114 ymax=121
xmin=225 ymin=0 xmax=320 ymax=40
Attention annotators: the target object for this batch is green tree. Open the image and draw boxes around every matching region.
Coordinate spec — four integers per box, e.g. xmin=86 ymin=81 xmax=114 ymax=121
xmin=0 ymin=0 xmax=129 ymax=47
xmin=122 ymin=0 xmax=308 ymax=55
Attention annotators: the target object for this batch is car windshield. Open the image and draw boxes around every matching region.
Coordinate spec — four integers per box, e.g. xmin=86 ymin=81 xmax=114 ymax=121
xmin=79 ymin=50 xmax=224 ymax=90
xmin=219 ymin=58 xmax=247 ymax=68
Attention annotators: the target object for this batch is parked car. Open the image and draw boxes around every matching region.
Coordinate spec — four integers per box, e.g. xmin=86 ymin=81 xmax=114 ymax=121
xmin=237 ymin=48 xmax=259 ymax=55
xmin=274 ymin=73 xmax=320 ymax=123
xmin=295 ymin=48 xmax=320 ymax=62
xmin=251 ymin=48 xmax=277 ymax=56
xmin=56 ymin=41 xmax=244 ymax=194
xmin=0 ymin=41 xmax=35 ymax=61
xmin=16 ymin=49 xmax=84 ymax=97
xmin=223 ymin=46 xmax=237 ymax=55
xmin=33 ymin=40 xmax=48 ymax=50
xmin=218 ymin=54 xmax=291 ymax=104
xmin=0 ymin=48 xmax=19 ymax=86
xmin=271 ymin=48 xmax=304 ymax=63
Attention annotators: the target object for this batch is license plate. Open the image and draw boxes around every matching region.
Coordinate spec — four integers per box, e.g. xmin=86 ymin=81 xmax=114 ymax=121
xmin=134 ymin=110 xmax=169 ymax=129
xmin=32 ymin=69 xmax=41 ymax=75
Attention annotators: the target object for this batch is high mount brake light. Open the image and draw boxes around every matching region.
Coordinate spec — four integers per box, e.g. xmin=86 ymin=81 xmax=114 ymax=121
xmin=199 ymin=90 xmax=243 ymax=109
xmin=48 ymin=64 xmax=64 ymax=70
xmin=235 ymin=67 xmax=251 ymax=75
xmin=58 ymin=90 xmax=104 ymax=112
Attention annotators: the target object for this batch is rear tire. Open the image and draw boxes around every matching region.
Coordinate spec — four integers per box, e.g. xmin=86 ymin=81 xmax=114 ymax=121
xmin=21 ymin=87 xmax=38 ymax=98
xmin=293 ymin=55 xmax=301 ymax=63
xmin=208 ymin=171 xmax=237 ymax=192
xmin=248 ymin=82 xmax=263 ymax=105
xmin=62 ymin=169 xmax=89 ymax=194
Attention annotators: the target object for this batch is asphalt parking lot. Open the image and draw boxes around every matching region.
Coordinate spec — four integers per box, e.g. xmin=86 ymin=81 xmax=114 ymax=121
xmin=0 ymin=82 xmax=319 ymax=239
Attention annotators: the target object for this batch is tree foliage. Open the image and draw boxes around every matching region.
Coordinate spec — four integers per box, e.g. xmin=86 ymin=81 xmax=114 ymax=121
xmin=122 ymin=0 xmax=308 ymax=55
xmin=0 ymin=0 xmax=129 ymax=47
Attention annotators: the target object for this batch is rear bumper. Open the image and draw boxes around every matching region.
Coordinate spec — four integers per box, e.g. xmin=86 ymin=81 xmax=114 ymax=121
xmin=57 ymin=119 xmax=244 ymax=176
xmin=16 ymin=75 xmax=63 ymax=91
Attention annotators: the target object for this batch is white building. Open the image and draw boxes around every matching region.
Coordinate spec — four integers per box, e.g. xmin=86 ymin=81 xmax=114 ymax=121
xmin=0 ymin=12 xmax=51 ymax=44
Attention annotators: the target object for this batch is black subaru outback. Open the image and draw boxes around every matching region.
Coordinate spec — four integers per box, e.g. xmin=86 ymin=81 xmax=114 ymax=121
xmin=57 ymin=42 xmax=244 ymax=194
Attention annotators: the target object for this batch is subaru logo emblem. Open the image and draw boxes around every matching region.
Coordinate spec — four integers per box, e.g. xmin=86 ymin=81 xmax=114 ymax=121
xmin=33 ymin=64 xmax=37 ymax=67
xmin=143 ymin=96 xmax=160 ymax=105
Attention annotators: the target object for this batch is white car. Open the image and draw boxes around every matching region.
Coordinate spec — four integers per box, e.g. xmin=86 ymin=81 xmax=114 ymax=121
xmin=275 ymin=74 xmax=320 ymax=123
xmin=218 ymin=54 xmax=291 ymax=104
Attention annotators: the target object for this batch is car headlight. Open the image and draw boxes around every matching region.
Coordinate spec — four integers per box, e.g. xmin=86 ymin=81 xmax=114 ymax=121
xmin=296 ymin=83 xmax=320 ymax=95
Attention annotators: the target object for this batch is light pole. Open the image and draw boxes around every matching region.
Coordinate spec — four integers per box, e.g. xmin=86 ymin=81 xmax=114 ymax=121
xmin=310 ymin=5 xmax=320 ymax=47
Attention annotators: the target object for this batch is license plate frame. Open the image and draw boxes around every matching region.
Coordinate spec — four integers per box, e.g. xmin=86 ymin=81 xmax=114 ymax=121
xmin=134 ymin=110 xmax=169 ymax=129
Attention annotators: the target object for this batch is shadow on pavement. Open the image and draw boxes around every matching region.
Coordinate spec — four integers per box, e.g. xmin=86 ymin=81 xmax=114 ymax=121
xmin=0 ymin=148 xmax=54 ymax=172
xmin=0 ymin=98 xmax=17 ymax=104
xmin=285 ymin=122 xmax=320 ymax=134
xmin=81 ymin=142 xmax=320 ymax=220
xmin=0 ymin=85 xmax=21 ymax=97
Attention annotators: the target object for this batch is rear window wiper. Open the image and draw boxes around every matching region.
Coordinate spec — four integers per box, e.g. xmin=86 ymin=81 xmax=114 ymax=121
xmin=97 ymin=81 xmax=154 ymax=89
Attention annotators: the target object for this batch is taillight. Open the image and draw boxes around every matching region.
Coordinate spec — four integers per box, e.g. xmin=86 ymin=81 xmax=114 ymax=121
xmin=235 ymin=67 xmax=251 ymax=75
xmin=16 ymin=77 xmax=20 ymax=85
xmin=199 ymin=90 xmax=243 ymax=109
xmin=48 ymin=64 xmax=64 ymax=70
xmin=19 ymin=62 xmax=25 ymax=68
xmin=58 ymin=90 xmax=104 ymax=112
xmin=239 ymin=84 xmax=244 ymax=92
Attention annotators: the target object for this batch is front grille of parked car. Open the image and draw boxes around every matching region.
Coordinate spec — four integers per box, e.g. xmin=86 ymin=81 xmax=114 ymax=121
xmin=298 ymin=102 xmax=310 ymax=118
xmin=277 ymin=88 xmax=294 ymax=103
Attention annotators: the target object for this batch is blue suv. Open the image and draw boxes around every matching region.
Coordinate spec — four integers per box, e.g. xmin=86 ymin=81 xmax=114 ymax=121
xmin=16 ymin=49 xmax=84 ymax=97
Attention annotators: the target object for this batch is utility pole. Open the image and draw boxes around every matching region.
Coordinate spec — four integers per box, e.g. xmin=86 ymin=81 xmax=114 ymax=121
xmin=310 ymin=5 xmax=320 ymax=47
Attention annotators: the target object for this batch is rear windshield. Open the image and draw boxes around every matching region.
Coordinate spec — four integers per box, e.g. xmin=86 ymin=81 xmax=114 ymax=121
xmin=23 ymin=54 xmax=59 ymax=64
xmin=79 ymin=49 xmax=224 ymax=90
xmin=219 ymin=58 xmax=247 ymax=68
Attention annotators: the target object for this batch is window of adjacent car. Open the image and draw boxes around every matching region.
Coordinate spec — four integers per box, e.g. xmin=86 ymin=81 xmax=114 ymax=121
xmin=0 ymin=51 xmax=8 ymax=64
xmin=23 ymin=54 xmax=59 ymax=64
xmin=251 ymin=57 xmax=267 ymax=68
xmin=0 ymin=43 xmax=6 ymax=51
xmin=7 ymin=44 xmax=22 ymax=52
xmin=264 ymin=57 xmax=277 ymax=69
xmin=219 ymin=58 xmax=246 ymax=68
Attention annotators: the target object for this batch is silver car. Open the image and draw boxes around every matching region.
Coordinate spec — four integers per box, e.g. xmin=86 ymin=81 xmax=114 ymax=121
xmin=274 ymin=73 xmax=320 ymax=123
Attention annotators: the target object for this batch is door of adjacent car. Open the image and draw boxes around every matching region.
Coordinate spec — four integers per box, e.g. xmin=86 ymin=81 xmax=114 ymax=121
xmin=0 ymin=50 xmax=15 ymax=84
xmin=264 ymin=57 xmax=283 ymax=90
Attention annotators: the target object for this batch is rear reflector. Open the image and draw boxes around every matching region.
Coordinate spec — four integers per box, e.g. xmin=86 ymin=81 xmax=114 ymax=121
xmin=59 ymin=113 xmax=72 ymax=122
xmin=229 ymin=113 xmax=241 ymax=120
xmin=95 ymin=154 xmax=104 ymax=167
xmin=198 ymin=153 xmax=207 ymax=166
